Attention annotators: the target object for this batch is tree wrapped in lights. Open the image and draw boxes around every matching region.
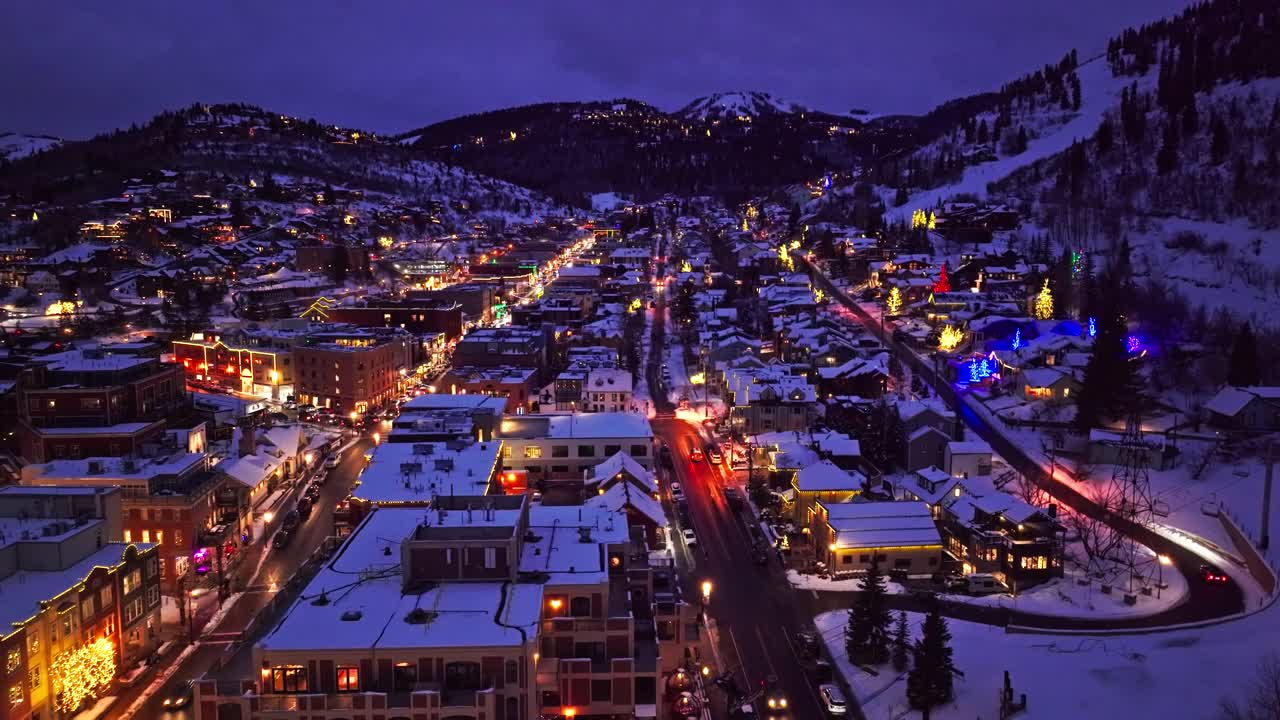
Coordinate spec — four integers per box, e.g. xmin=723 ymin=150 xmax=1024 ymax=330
xmin=938 ymin=325 xmax=964 ymax=351
xmin=52 ymin=638 xmax=116 ymax=713
xmin=932 ymin=263 xmax=951 ymax=293
xmin=886 ymin=286 xmax=902 ymax=315
xmin=1034 ymin=278 xmax=1054 ymax=319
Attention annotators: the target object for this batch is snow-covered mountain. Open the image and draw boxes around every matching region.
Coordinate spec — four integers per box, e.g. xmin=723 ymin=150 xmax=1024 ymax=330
xmin=677 ymin=91 xmax=806 ymax=121
xmin=0 ymin=133 xmax=61 ymax=162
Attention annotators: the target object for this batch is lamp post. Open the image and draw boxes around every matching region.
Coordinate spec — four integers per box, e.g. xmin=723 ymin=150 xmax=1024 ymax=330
xmin=1157 ymin=555 xmax=1171 ymax=599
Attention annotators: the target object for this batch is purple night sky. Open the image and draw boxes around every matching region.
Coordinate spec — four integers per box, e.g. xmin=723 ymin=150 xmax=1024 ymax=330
xmin=1 ymin=0 xmax=1195 ymax=139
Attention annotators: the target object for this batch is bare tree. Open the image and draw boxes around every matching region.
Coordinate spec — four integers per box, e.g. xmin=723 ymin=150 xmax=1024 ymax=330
xmin=1221 ymin=653 xmax=1280 ymax=720
xmin=1013 ymin=474 xmax=1051 ymax=507
xmin=1067 ymin=482 xmax=1125 ymax=577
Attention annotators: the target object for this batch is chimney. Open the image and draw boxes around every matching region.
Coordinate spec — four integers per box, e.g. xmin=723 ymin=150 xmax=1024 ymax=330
xmin=238 ymin=425 xmax=257 ymax=458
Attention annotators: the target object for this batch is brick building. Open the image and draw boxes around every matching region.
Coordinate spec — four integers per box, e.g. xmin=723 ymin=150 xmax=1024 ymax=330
xmin=15 ymin=349 xmax=186 ymax=464
xmin=293 ymin=328 xmax=414 ymax=414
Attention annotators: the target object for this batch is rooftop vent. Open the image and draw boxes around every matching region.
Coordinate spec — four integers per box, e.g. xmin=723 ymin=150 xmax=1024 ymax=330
xmin=577 ymin=527 xmax=593 ymax=543
xmin=340 ymin=610 xmax=363 ymax=622
xmin=311 ymin=591 xmax=330 ymax=606
xmin=404 ymin=608 xmax=437 ymax=625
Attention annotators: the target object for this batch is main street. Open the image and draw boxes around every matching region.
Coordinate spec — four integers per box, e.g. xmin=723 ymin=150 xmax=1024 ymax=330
xmin=104 ymin=436 xmax=373 ymax=720
xmin=799 ymin=254 xmax=1245 ymax=628
xmin=646 ymin=239 xmax=834 ymax=719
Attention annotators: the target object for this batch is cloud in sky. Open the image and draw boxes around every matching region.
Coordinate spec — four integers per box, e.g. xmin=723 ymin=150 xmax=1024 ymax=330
xmin=0 ymin=0 xmax=1195 ymax=138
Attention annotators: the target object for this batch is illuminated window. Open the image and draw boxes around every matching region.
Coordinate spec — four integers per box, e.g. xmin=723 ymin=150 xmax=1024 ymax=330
xmin=27 ymin=635 xmax=37 ymax=657
xmin=270 ymin=665 xmax=308 ymax=693
xmin=28 ymin=666 xmax=39 ymax=691
xmin=1020 ymin=556 xmax=1049 ymax=570
xmin=523 ymin=446 xmax=542 ymax=459
xmin=122 ymin=569 xmax=141 ymax=595
xmin=123 ymin=530 xmax=131 ymax=543
xmin=141 ymin=530 xmax=150 ymax=544
xmin=99 ymin=586 xmax=112 ymax=609
xmin=336 ymin=666 xmax=359 ymax=692
xmin=8 ymin=684 xmax=20 ymax=706
xmin=174 ymin=530 xmax=183 ymax=546
xmin=155 ymin=531 xmax=164 ymax=546
xmin=5 ymin=649 xmax=18 ymax=674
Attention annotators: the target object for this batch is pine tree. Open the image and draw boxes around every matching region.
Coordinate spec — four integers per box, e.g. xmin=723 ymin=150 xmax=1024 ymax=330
xmin=1210 ymin=112 xmax=1230 ymax=165
xmin=892 ymin=611 xmax=910 ymax=673
xmin=1095 ymin=117 xmax=1114 ymax=155
xmin=1156 ymin=119 xmax=1179 ymax=174
xmin=1228 ymin=322 xmax=1260 ymax=387
xmin=906 ymin=607 xmax=955 ymax=710
xmin=1075 ymin=309 xmax=1140 ymax=431
xmin=845 ymin=556 xmax=892 ymax=665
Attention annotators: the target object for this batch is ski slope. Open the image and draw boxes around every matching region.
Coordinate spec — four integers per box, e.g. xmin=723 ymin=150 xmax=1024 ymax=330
xmin=888 ymin=55 xmax=1150 ymax=221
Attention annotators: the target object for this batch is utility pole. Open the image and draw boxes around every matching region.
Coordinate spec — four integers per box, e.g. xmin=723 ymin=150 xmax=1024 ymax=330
xmin=1262 ymin=441 xmax=1274 ymax=550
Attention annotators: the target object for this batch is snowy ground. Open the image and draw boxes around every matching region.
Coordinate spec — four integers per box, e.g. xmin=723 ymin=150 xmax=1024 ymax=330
xmin=790 ymin=564 xmax=1188 ymax=621
xmin=820 ymin=594 xmax=1280 ymax=720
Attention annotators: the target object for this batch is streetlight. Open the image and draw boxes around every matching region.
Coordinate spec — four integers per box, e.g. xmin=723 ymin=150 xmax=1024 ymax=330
xmin=700 ymin=580 xmax=713 ymax=605
xmin=1157 ymin=554 xmax=1171 ymax=598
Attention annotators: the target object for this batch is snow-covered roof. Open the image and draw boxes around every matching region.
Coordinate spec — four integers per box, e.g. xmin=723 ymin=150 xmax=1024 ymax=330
xmin=826 ymin=501 xmax=942 ymax=550
xmin=794 ymin=460 xmax=862 ymax=492
xmin=588 ymin=451 xmax=656 ymax=492
xmin=353 ymin=439 xmax=501 ymax=503
xmin=262 ymin=509 xmax=540 ymax=652
xmin=1205 ymin=386 xmax=1280 ymax=418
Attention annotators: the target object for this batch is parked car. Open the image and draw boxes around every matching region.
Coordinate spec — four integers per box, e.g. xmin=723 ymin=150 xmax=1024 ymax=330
xmin=324 ymin=454 xmax=341 ymax=470
xmin=281 ymin=509 xmax=300 ymax=531
xmin=681 ymin=528 xmax=698 ymax=548
xmin=297 ymin=497 xmax=312 ymax=519
xmin=304 ymin=483 xmax=322 ymax=500
xmin=1199 ymin=564 xmax=1230 ymax=585
xmin=162 ymin=680 xmax=194 ymax=711
xmin=819 ymin=683 xmax=848 ymax=715
xmin=271 ymin=530 xmax=292 ymax=550
xmin=966 ymin=572 xmax=1003 ymax=594
xmin=670 ymin=482 xmax=685 ymax=501
xmin=659 ymin=444 xmax=674 ymax=469
xmin=723 ymin=487 xmax=743 ymax=509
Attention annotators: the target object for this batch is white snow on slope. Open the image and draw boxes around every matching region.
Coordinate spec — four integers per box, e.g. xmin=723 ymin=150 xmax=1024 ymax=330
xmin=888 ymin=56 xmax=1149 ymax=221
xmin=0 ymin=132 xmax=61 ymax=161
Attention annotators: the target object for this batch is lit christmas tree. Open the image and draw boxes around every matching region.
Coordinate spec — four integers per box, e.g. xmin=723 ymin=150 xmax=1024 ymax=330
xmin=932 ymin=263 xmax=951 ymax=293
xmin=1034 ymin=278 xmax=1054 ymax=319
xmin=938 ymin=325 xmax=964 ymax=351
xmin=886 ymin=286 xmax=902 ymax=315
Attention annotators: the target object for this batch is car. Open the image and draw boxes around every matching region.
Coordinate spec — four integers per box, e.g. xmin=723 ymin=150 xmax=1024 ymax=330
xmin=324 ymin=455 xmax=341 ymax=470
xmin=723 ymin=487 xmax=743 ymax=508
xmin=819 ymin=683 xmax=847 ymax=714
xmin=297 ymin=497 xmax=312 ymax=519
xmin=1199 ymin=564 xmax=1230 ymax=585
xmin=271 ymin=530 xmax=292 ymax=550
xmin=162 ymin=680 xmax=194 ymax=711
xmin=705 ymin=443 xmax=723 ymax=465
xmin=281 ymin=509 xmax=300 ymax=531
xmin=304 ymin=483 xmax=322 ymax=500
xmin=681 ymin=528 xmax=698 ymax=548
xmin=686 ymin=439 xmax=704 ymax=462
xmin=670 ymin=482 xmax=685 ymax=501
xmin=659 ymin=444 xmax=674 ymax=469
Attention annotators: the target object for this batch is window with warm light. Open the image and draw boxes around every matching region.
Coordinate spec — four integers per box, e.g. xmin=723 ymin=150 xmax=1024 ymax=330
xmin=8 ymin=684 xmax=20 ymax=706
xmin=523 ymin=446 xmax=542 ymax=459
xmin=336 ymin=666 xmax=359 ymax=692
xmin=270 ymin=665 xmax=308 ymax=693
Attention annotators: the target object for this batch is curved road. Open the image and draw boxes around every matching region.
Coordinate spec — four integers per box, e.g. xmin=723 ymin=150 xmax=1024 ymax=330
xmin=800 ymin=254 xmax=1244 ymax=629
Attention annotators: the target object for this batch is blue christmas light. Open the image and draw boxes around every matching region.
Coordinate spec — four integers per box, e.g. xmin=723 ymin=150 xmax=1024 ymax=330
xmin=978 ymin=359 xmax=992 ymax=378
xmin=1088 ymin=317 xmax=1097 ymax=338
xmin=1011 ymin=328 xmax=1022 ymax=351
xmin=969 ymin=361 xmax=980 ymax=383
xmin=1126 ymin=335 xmax=1141 ymax=354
